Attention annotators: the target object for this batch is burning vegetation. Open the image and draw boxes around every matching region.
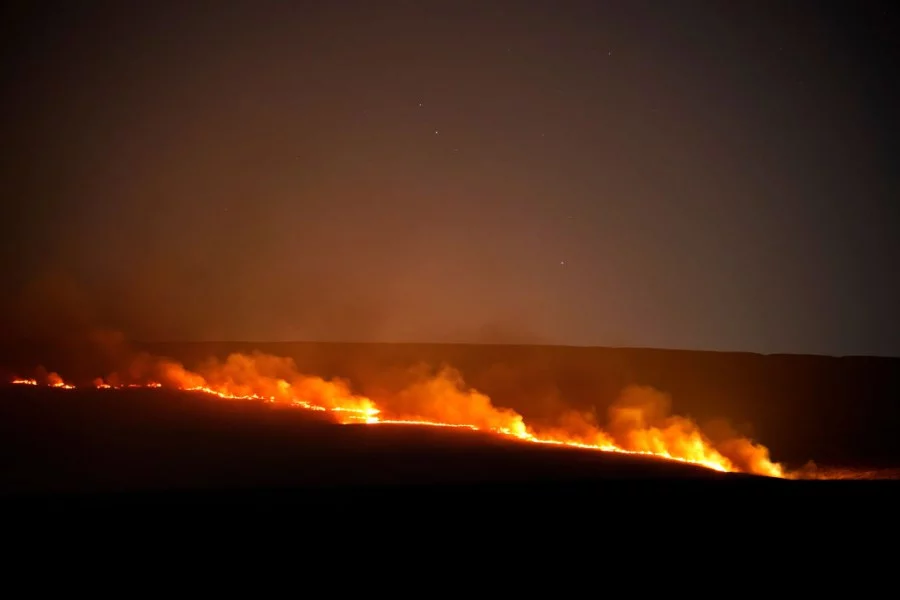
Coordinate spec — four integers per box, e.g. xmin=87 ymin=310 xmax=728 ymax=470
xmin=7 ymin=349 xmax=794 ymax=478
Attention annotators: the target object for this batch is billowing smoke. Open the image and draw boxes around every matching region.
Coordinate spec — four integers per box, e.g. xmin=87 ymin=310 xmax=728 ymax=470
xmin=604 ymin=386 xmax=784 ymax=478
xmin=374 ymin=364 xmax=528 ymax=436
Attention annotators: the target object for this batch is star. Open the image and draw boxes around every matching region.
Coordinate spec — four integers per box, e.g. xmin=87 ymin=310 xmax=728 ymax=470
xmin=434 ymin=129 xmax=439 ymax=135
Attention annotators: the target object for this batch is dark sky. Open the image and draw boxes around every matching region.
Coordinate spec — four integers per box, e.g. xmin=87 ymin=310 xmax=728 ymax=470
xmin=2 ymin=0 xmax=898 ymax=356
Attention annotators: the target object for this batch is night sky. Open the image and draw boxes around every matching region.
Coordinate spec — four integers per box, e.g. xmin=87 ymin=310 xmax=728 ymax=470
xmin=2 ymin=0 xmax=898 ymax=356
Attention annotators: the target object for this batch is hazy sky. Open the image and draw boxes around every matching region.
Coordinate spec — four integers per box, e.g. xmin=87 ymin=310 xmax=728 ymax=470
xmin=2 ymin=0 xmax=898 ymax=356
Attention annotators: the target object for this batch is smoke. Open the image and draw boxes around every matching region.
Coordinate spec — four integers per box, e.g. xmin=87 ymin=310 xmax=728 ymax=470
xmin=0 ymin=270 xmax=98 ymax=342
xmin=470 ymin=318 xmax=554 ymax=346
xmin=375 ymin=364 xmax=528 ymax=435
xmin=98 ymin=350 xmax=377 ymax=414
xmin=699 ymin=416 xmax=786 ymax=477
xmin=532 ymin=409 xmax=616 ymax=447
xmin=604 ymin=386 xmax=784 ymax=477
xmin=0 ymin=267 xmax=556 ymax=347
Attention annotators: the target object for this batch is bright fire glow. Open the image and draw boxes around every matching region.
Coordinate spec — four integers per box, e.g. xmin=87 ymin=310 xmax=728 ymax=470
xmin=7 ymin=353 xmax=793 ymax=478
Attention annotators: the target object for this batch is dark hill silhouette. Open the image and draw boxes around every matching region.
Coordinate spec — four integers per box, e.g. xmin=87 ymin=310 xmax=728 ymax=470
xmin=0 ymin=385 xmax=732 ymax=496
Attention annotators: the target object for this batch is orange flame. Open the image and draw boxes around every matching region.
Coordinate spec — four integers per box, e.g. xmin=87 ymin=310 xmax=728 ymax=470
xmin=8 ymin=352 xmax=791 ymax=478
xmin=46 ymin=372 xmax=75 ymax=390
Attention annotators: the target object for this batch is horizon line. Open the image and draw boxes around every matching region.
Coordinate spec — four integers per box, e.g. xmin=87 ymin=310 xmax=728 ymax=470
xmin=4 ymin=337 xmax=898 ymax=360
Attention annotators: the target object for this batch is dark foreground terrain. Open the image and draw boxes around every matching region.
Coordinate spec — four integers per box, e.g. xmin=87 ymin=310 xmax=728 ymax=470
xmin=0 ymin=385 xmax=732 ymax=496
xmin=2 ymin=384 xmax=899 ymax=536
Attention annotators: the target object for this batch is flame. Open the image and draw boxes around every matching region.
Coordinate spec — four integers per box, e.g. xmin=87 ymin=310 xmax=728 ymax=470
xmin=6 ymin=351 xmax=796 ymax=478
xmin=46 ymin=372 xmax=75 ymax=390
xmin=12 ymin=374 xmax=74 ymax=389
